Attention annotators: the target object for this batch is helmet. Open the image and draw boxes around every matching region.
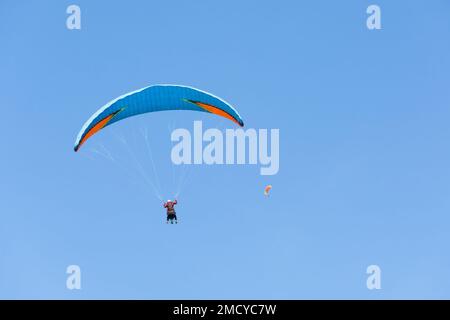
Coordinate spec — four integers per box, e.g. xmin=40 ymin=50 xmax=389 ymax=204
xmin=167 ymin=199 xmax=172 ymax=203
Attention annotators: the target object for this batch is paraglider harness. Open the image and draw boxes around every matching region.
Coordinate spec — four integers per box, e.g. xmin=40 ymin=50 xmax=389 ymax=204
xmin=164 ymin=200 xmax=178 ymax=224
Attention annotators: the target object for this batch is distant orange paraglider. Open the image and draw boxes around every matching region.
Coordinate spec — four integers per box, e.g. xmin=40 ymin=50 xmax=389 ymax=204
xmin=264 ymin=185 xmax=272 ymax=196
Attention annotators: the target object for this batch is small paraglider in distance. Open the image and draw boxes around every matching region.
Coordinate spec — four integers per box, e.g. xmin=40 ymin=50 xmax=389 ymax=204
xmin=264 ymin=185 xmax=272 ymax=197
xmin=164 ymin=199 xmax=178 ymax=224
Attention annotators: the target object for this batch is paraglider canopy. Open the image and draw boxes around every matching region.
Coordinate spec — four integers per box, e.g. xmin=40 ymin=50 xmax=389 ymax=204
xmin=74 ymin=84 xmax=244 ymax=152
xmin=264 ymin=185 xmax=272 ymax=196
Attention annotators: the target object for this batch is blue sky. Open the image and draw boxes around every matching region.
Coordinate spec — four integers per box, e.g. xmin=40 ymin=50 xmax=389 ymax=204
xmin=1 ymin=0 xmax=450 ymax=299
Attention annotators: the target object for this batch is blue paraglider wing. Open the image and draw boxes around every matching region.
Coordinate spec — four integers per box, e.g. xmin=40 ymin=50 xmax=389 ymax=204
xmin=74 ymin=85 xmax=244 ymax=151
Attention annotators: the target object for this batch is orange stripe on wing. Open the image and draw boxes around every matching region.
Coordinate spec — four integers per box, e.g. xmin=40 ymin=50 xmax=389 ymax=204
xmin=190 ymin=101 xmax=242 ymax=127
xmin=75 ymin=109 xmax=123 ymax=152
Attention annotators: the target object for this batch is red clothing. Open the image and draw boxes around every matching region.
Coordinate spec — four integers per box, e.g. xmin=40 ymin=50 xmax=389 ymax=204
xmin=164 ymin=200 xmax=177 ymax=214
